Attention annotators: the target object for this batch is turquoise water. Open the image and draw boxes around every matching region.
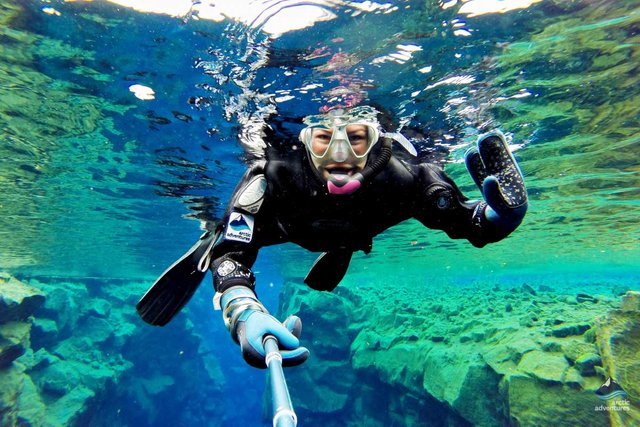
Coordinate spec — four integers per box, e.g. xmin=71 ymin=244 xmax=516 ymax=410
xmin=1 ymin=0 xmax=639 ymax=425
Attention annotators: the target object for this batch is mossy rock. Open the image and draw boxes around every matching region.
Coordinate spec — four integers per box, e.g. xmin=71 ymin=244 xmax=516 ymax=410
xmin=47 ymin=386 xmax=96 ymax=426
xmin=560 ymin=338 xmax=599 ymax=363
xmin=506 ymin=374 xmax=609 ymax=427
xmin=15 ymin=375 xmax=46 ymax=425
xmin=516 ymin=350 xmax=569 ymax=384
xmin=0 ymin=321 xmax=31 ymax=368
xmin=574 ymin=353 xmax=601 ymax=376
xmin=32 ymin=359 xmax=81 ymax=397
xmin=595 ymin=291 xmax=640 ymax=415
xmin=0 ymin=363 xmax=27 ymax=425
xmin=550 ymin=323 xmax=591 ymax=338
xmin=0 ymin=273 xmax=45 ymax=322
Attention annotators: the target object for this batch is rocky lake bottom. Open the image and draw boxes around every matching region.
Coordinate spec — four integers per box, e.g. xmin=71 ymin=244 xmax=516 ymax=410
xmin=1 ymin=271 xmax=638 ymax=426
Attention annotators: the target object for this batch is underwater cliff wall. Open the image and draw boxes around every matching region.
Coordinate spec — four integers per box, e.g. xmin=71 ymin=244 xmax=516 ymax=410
xmin=277 ymin=280 xmax=640 ymax=426
xmin=0 ymin=272 xmax=226 ymax=426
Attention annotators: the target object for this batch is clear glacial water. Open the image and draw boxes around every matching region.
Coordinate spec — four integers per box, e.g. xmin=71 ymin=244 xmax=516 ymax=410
xmin=1 ymin=0 xmax=638 ymax=425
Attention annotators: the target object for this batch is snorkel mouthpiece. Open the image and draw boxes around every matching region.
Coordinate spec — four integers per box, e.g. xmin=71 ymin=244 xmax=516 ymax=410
xmin=327 ymin=172 xmax=364 ymax=195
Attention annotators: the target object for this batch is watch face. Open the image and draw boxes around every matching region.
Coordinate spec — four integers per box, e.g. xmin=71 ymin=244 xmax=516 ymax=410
xmin=217 ymin=260 xmax=236 ymax=277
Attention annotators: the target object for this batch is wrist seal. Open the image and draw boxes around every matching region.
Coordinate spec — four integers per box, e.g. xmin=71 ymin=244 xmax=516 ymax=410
xmin=213 ymin=257 xmax=256 ymax=293
xmin=217 ymin=286 xmax=268 ymax=340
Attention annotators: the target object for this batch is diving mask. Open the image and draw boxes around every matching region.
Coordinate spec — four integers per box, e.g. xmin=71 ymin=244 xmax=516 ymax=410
xmin=298 ymin=107 xmax=417 ymax=195
xmin=299 ymin=107 xmax=380 ymax=166
xmin=300 ymin=123 xmax=379 ymax=163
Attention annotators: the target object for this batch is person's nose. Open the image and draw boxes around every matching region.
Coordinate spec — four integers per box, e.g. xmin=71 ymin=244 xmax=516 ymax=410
xmin=330 ymin=138 xmax=349 ymax=162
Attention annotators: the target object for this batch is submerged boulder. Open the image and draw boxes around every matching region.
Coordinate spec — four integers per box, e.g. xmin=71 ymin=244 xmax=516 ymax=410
xmin=0 ymin=273 xmax=45 ymax=323
xmin=594 ymin=291 xmax=640 ymax=426
xmin=0 ymin=322 xmax=32 ymax=369
xmin=278 ymin=280 xmax=637 ymax=426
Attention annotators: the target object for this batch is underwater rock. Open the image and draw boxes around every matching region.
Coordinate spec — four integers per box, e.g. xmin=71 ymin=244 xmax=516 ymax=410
xmin=76 ymin=315 xmax=114 ymax=344
xmin=541 ymin=340 xmax=563 ymax=353
xmin=505 ymin=374 xmax=609 ymax=426
xmin=140 ymin=374 xmax=175 ymax=395
xmin=594 ymin=291 xmax=640 ymax=426
xmin=289 ymin=362 xmax=352 ymax=414
xmin=517 ymin=350 xmax=569 ymax=384
xmin=550 ymin=322 xmax=591 ymax=337
xmin=38 ymin=282 xmax=90 ymax=335
xmin=620 ymin=291 xmax=640 ymax=312
xmin=86 ymin=298 xmax=111 ymax=318
xmin=47 ymin=386 xmax=96 ymax=425
xmin=423 ymin=348 xmax=504 ymax=426
xmin=0 ymin=322 xmax=31 ymax=368
xmin=576 ymin=293 xmax=598 ymax=303
xmin=522 ymin=283 xmax=537 ymax=295
xmin=574 ymin=353 xmax=601 ymax=376
xmin=560 ymin=339 xmax=598 ymax=363
xmin=31 ymin=317 xmax=59 ymax=349
xmin=0 ymin=363 xmax=26 ymax=426
xmin=29 ymin=348 xmax=60 ymax=371
xmin=15 ymin=374 xmax=46 ymax=426
xmin=0 ymin=273 xmax=45 ymax=323
xmin=0 ymin=276 xmax=227 ymax=426
xmin=32 ymin=358 xmax=81 ymax=396
xmin=277 ymin=279 xmax=633 ymax=426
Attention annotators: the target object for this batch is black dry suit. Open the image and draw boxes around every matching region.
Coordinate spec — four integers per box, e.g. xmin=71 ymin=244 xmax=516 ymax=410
xmin=209 ymin=139 xmax=514 ymax=295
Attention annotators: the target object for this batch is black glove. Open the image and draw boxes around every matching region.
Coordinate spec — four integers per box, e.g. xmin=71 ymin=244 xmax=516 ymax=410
xmin=465 ymin=130 xmax=528 ymax=229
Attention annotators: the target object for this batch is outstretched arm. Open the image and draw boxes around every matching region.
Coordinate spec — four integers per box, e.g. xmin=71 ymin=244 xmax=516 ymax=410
xmin=210 ymin=163 xmax=309 ymax=369
xmin=414 ymin=130 xmax=527 ymax=247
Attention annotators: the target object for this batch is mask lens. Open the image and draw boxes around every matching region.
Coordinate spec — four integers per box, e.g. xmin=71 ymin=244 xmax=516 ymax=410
xmin=303 ymin=124 xmax=379 ymax=160
xmin=345 ymin=124 xmax=375 ymax=158
xmin=307 ymin=127 xmax=333 ymax=158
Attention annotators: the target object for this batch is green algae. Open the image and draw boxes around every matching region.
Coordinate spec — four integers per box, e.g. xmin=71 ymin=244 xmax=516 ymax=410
xmin=279 ymin=278 xmax=638 ymax=426
xmin=0 ymin=2 xmax=160 ymax=276
xmin=0 ymin=273 xmax=227 ymax=425
xmin=492 ymin=3 xmax=640 ymax=144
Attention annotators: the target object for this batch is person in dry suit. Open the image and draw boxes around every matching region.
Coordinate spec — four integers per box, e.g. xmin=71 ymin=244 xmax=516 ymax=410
xmin=137 ymin=106 xmax=528 ymax=369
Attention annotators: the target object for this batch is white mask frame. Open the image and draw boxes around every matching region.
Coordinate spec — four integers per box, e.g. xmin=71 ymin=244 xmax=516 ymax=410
xmin=299 ymin=122 xmax=380 ymax=162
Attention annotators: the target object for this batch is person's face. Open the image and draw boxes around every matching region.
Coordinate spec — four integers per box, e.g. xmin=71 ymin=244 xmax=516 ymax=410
xmin=309 ymin=124 xmax=370 ymax=180
xmin=310 ymin=124 xmax=370 ymax=157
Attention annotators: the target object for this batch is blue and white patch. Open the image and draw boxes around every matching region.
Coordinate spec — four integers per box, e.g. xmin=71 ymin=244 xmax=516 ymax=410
xmin=225 ymin=212 xmax=255 ymax=243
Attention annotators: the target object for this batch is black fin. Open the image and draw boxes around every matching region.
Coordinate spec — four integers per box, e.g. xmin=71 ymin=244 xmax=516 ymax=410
xmin=304 ymin=251 xmax=352 ymax=292
xmin=136 ymin=231 xmax=217 ymax=326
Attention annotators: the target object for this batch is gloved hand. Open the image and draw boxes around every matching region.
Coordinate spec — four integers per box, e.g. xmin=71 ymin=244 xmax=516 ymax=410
xmin=219 ymin=285 xmax=309 ymax=369
xmin=235 ymin=310 xmax=309 ymax=369
xmin=465 ymin=130 xmax=528 ymax=229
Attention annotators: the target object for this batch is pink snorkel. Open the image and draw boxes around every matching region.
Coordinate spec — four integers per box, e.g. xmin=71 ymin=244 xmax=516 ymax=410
xmin=326 ymin=172 xmax=364 ymax=195
xmin=325 ymin=138 xmax=392 ymax=195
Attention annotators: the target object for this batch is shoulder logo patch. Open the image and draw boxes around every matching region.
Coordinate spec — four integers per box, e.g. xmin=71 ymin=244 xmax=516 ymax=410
xmin=225 ymin=212 xmax=255 ymax=243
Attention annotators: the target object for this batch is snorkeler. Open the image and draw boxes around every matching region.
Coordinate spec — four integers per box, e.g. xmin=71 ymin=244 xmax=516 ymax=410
xmin=137 ymin=106 xmax=528 ymax=369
